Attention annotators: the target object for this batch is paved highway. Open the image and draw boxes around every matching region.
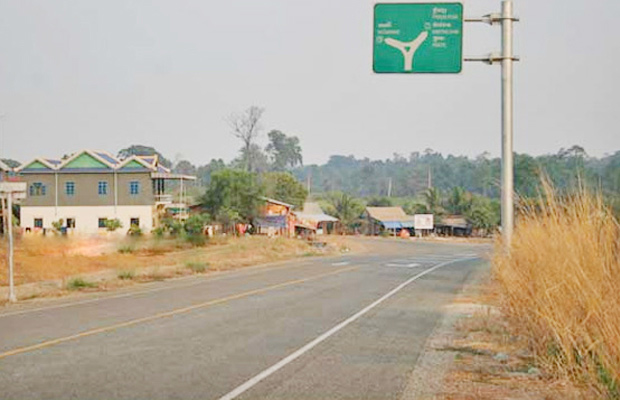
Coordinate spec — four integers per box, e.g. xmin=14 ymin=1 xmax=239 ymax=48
xmin=0 ymin=239 xmax=489 ymax=400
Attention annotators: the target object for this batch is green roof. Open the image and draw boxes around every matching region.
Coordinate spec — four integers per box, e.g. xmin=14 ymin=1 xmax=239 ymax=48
xmin=63 ymin=152 xmax=110 ymax=169
xmin=23 ymin=160 xmax=52 ymax=170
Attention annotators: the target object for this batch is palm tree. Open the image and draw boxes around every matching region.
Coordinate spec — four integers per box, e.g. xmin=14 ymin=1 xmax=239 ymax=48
xmin=423 ymin=187 xmax=443 ymax=215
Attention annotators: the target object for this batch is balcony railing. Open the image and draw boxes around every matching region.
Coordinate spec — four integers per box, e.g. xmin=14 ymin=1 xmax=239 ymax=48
xmin=155 ymin=194 xmax=173 ymax=204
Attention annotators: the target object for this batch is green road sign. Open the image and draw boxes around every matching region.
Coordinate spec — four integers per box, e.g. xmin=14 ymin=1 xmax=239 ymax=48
xmin=373 ymin=3 xmax=463 ymax=74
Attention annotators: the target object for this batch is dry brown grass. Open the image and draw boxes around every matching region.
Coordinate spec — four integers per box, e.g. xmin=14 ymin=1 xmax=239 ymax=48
xmin=493 ymin=185 xmax=620 ymax=397
xmin=0 ymin=235 xmax=335 ymax=288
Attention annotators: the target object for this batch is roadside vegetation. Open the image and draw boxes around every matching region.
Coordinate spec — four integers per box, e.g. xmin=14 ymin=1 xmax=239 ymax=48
xmin=0 ymin=235 xmax=352 ymax=300
xmin=493 ymin=184 xmax=620 ymax=397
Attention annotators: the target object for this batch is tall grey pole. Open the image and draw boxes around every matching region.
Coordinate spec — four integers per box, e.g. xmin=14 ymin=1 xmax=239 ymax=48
xmin=501 ymin=0 xmax=514 ymax=246
xmin=7 ymin=193 xmax=16 ymax=303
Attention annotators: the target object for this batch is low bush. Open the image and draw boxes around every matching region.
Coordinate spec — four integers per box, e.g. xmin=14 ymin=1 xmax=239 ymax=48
xmin=118 ymin=245 xmax=135 ymax=254
xmin=186 ymin=261 xmax=209 ymax=273
xmin=117 ymin=270 xmax=135 ymax=280
xmin=66 ymin=277 xmax=98 ymax=290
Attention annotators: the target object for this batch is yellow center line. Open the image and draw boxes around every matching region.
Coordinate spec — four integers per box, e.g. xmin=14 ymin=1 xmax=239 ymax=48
xmin=0 ymin=265 xmax=359 ymax=360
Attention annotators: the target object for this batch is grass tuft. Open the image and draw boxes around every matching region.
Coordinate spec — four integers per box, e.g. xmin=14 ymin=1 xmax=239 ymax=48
xmin=493 ymin=182 xmax=620 ymax=397
xmin=117 ymin=270 xmax=135 ymax=280
xmin=117 ymin=245 xmax=135 ymax=254
xmin=186 ymin=261 xmax=209 ymax=273
xmin=66 ymin=277 xmax=98 ymax=290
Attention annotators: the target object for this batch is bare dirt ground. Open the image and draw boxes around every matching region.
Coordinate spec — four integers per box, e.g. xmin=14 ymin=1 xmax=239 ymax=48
xmin=0 ymin=235 xmax=362 ymax=304
xmin=405 ymin=277 xmax=595 ymax=400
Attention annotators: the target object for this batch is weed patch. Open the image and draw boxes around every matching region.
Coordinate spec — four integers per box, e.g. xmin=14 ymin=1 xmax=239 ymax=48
xmin=66 ymin=277 xmax=98 ymax=290
xmin=117 ymin=270 xmax=135 ymax=280
xmin=186 ymin=262 xmax=209 ymax=273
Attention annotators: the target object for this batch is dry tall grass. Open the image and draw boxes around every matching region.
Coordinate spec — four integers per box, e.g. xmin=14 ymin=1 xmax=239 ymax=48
xmin=493 ymin=186 xmax=620 ymax=397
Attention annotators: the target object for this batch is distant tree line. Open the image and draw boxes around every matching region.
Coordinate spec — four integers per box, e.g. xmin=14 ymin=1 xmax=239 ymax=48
xmin=293 ymin=145 xmax=620 ymax=200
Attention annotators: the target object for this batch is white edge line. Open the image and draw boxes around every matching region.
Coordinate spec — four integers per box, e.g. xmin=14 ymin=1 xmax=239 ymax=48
xmin=217 ymin=256 xmax=478 ymax=400
xmin=331 ymin=261 xmax=350 ymax=266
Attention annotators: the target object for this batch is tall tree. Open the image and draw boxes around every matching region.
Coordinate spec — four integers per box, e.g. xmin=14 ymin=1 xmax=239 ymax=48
xmin=196 ymin=159 xmax=226 ymax=186
xmin=323 ymin=192 xmax=364 ymax=233
xmin=262 ymin=172 xmax=308 ymax=208
xmin=423 ymin=187 xmax=443 ymax=215
xmin=201 ymin=169 xmax=264 ymax=223
xmin=227 ymin=106 xmax=265 ymax=172
xmin=446 ymin=187 xmax=471 ymax=215
xmin=233 ymin=144 xmax=270 ymax=173
xmin=265 ymin=130 xmax=303 ymax=171
xmin=117 ymin=145 xmax=172 ymax=167
xmin=173 ymin=160 xmax=197 ymax=176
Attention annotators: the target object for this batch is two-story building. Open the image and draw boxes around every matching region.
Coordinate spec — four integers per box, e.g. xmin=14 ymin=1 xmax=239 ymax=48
xmin=17 ymin=150 xmax=195 ymax=234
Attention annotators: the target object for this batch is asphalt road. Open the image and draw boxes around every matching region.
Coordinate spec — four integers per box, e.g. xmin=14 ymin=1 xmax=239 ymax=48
xmin=0 ymin=239 xmax=489 ymax=400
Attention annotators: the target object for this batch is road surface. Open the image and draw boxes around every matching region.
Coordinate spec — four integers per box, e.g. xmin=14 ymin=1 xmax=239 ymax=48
xmin=0 ymin=239 xmax=489 ymax=399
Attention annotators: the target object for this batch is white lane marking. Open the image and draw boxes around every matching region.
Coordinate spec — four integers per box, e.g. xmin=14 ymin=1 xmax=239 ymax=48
xmin=217 ymin=256 xmax=477 ymax=400
xmin=331 ymin=261 xmax=350 ymax=267
xmin=385 ymin=263 xmax=420 ymax=268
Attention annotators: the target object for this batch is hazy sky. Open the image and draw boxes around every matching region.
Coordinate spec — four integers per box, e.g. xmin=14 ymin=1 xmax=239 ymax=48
xmin=0 ymin=0 xmax=619 ymax=166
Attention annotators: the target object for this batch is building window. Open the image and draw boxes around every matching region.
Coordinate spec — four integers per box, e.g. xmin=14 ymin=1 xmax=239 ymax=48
xmin=98 ymin=218 xmax=108 ymax=228
xmin=65 ymin=182 xmax=75 ymax=196
xmin=98 ymin=181 xmax=108 ymax=195
xmin=130 ymin=218 xmax=140 ymax=227
xmin=66 ymin=218 xmax=76 ymax=228
xmin=129 ymin=181 xmax=140 ymax=195
xmin=34 ymin=218 xmax=43 ymax=228
xmin=29 ymin=182 xmax=47 ymax=196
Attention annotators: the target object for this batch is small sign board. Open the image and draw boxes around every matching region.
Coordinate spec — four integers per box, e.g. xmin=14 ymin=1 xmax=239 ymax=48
xmin=414 ymin=214 xmax=434 ymax=230
xmin=0 ymin=182 xmax=27 ymax=200
xmin=373 ymin=3 xmax=463 ymax=73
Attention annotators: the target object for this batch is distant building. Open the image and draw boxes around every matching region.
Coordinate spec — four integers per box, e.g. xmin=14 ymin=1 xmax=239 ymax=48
xmin=293 ymin=202 xmax=339 ymax=235
xmin=365 ymin=206 xmax=416 ymax=235
xmin=255 ymin=197 xmax=295 ymax=237
xmin=435 ymin=215 xmax=472 ymax=237
xmin=17 ymin=150 xmax=195 ymax=234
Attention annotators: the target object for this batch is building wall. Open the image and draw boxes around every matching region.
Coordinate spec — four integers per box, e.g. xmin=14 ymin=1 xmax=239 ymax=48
xmin=21 ymin=172 xmax=154 ymax=207
xmin=20 ymin=205 xmax=154 ymax=234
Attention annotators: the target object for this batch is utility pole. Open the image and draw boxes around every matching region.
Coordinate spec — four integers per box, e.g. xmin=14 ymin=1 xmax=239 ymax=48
xmin=427 ymin=166 xmax=432 ymax=189
xmin=387 ymin=177 xmax=392 ymax=197
xmin=465 ymin=1 xmax=519 ymax=246
xmin=1 ymin=182 xmax=26 ymax=303
xmin=7 ymin=193 xmax=15 ymax=303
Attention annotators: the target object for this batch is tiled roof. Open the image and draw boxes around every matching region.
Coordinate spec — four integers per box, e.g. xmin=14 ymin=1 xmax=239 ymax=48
xmin=365 ymin=207 xmax=414 ymax=222
xmin=94 ymin=151 xmax=119 ymax=165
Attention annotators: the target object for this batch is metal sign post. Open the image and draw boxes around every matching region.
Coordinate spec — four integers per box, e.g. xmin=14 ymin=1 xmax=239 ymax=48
xmin=464 ymin=1 xmax=519 ymax=246
xmin=1 ymin=182 xmax=26 ymax=303
xmin=372 ymin=2 xmax=519 ymax=246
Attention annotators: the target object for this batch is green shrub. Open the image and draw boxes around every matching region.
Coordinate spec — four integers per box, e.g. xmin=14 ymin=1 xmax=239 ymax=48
xmin=185 ymin=233 xmax=206 ymax=246
xmin=51 ymin=219 xmax=64 ymax=233
xmin=186 ymin=261 xmax=209 ymax=273
xmin=117 ymin=270 xmax=135 ymax=280
xmin=105 ymin=218 xmax=123 ymax=232
xmin=66 ymin=277 xmax=98 ymax=290
xmin=118 ymin=245 xmax=135 ymax=254
xmin=128 ymin=224 xmax=143 ymax=236
xmin=152 ymin=226 xmax=166 ymax=237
